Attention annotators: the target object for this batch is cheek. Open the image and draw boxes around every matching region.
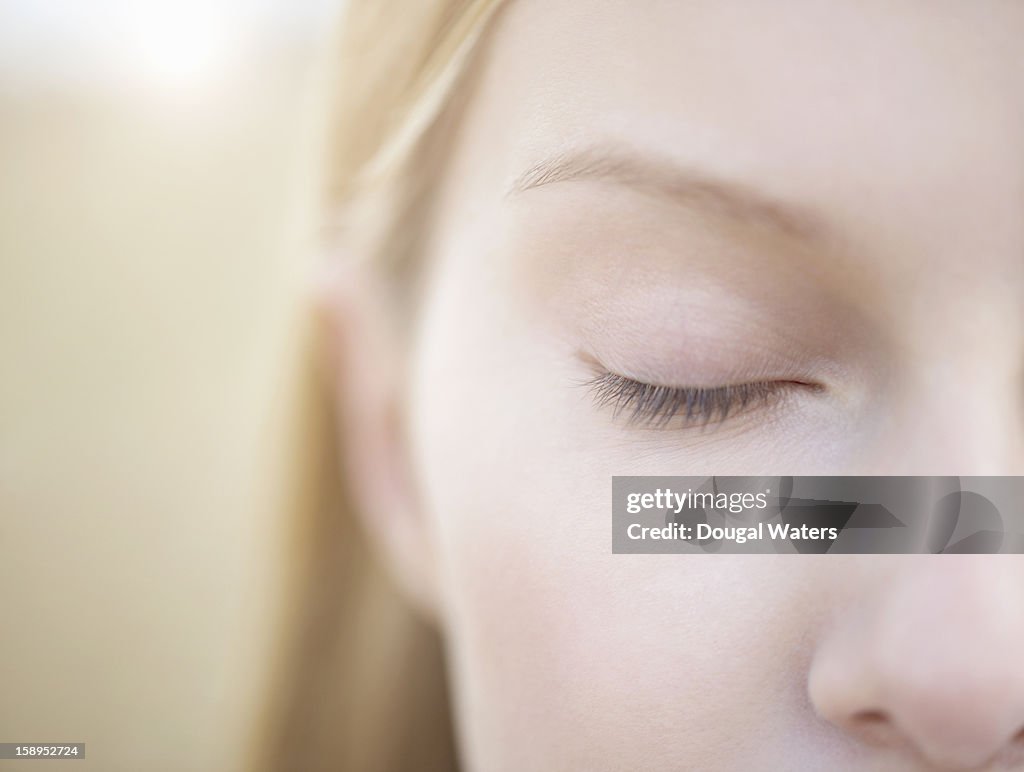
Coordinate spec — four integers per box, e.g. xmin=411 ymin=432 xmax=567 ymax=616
xmin=406 ymin=261 xmax=833 ymax=768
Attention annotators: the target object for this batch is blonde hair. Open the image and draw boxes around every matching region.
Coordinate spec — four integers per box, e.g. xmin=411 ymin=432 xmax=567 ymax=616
xmin=259 ymin=2 xmax=503 ymax=771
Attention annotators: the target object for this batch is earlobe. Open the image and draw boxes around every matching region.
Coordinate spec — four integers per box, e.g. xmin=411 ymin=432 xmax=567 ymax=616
xmin=314 ymin=257 xmax=441 ymax=619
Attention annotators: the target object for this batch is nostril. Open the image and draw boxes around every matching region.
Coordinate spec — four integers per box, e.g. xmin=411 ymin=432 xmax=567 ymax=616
xmin=852 ymin=709 xmax=889 ymax=727
xmin=847 ymin=709 xmax=899 ymax=747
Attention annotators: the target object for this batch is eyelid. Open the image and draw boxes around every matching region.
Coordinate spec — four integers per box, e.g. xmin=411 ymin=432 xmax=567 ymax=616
xmin=586 ymin=370 xmax=818 ymax=428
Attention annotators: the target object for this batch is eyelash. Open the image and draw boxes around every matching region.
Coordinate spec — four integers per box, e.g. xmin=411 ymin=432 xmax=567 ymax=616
xmin=587 ymin=371 xmax=809 ymax=428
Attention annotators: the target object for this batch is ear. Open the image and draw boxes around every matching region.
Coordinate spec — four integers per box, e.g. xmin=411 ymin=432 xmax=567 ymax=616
xmin=314 ymin=257 xmax=439 ymax=618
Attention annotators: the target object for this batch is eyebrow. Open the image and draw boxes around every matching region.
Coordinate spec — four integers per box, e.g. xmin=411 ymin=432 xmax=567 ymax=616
xmin=507 ymin=147 xmax=829 ymax=242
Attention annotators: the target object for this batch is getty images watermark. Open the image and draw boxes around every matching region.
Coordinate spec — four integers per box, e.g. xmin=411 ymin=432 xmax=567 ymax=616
xmin=612 ymin=477 xmax=1024 ymax=554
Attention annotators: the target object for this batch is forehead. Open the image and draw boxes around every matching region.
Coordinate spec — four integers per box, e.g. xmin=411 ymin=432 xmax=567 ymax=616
xmin=439 ymin=0 xmax=1024 ymax=269
xmin=468 ymin=0 xmax=1024 ymax=169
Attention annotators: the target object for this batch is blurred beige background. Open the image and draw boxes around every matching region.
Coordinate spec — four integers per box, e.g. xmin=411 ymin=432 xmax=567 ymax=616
xmin=0 ymin=2 xmax=340 ymax=769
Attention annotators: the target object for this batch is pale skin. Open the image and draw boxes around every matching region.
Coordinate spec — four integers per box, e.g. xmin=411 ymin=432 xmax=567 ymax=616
xmin=326 ymin=1 xmax=1024 ymax=770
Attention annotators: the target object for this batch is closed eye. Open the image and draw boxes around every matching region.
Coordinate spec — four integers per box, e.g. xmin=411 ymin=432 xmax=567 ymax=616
xmin=586 ymin=370 xmax=820 ymax=428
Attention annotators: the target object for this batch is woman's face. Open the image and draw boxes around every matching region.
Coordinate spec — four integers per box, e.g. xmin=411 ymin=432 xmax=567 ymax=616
xmin=371 ymin=1 xmax=1024 ymax=769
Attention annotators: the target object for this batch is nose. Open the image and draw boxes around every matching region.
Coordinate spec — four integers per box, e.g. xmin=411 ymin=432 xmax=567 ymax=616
xmin=808 ymin=556 xmax=1024 ymax=769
